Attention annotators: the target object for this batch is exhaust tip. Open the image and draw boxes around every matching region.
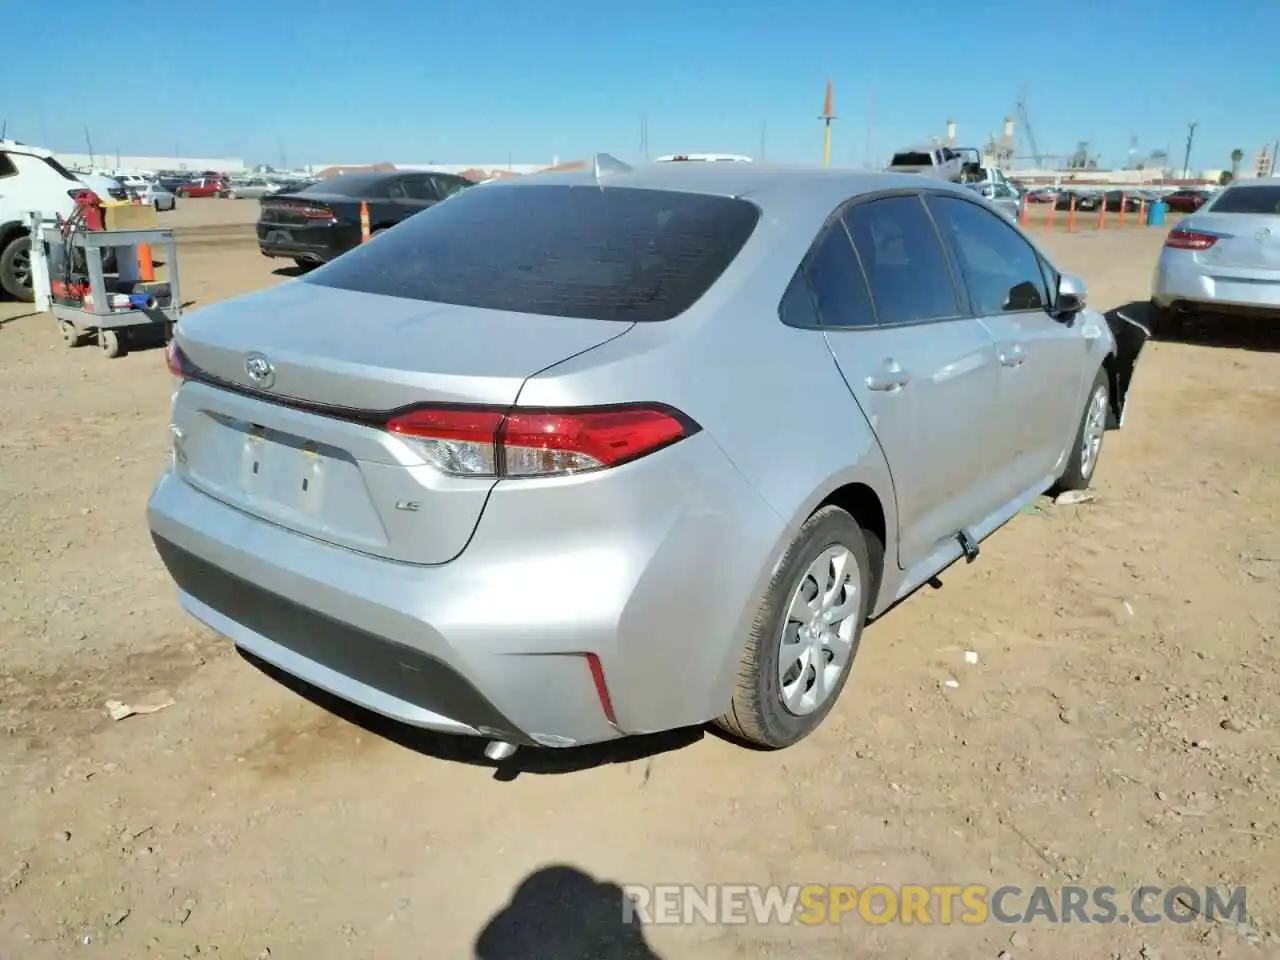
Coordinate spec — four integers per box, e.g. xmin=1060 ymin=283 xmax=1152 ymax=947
xmin=484 ymin=740 xmax=517 ymax=761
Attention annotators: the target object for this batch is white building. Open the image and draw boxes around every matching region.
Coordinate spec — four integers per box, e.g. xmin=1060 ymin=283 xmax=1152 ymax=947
xmin=53 ymin=153 xmax=246 ymax=174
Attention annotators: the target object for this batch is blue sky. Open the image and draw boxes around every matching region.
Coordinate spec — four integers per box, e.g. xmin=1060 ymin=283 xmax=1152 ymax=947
xmin=4 ymin=0 xmax=1277 ymax=169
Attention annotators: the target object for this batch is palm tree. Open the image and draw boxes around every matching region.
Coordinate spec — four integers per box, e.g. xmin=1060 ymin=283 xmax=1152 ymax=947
xmin=1230 ymin=148 xmax=1244 ymax=179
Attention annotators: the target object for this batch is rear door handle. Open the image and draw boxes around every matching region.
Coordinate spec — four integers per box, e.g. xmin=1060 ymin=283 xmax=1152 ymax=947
xmin=998 ymin=343 xmax=1027 ymax=367
xmin=866 ymin=361 xmax=911 ymax=392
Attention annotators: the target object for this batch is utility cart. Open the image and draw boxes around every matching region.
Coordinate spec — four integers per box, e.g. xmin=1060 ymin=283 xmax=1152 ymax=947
xmin=28 ymin=208 xmax=183 ymax=359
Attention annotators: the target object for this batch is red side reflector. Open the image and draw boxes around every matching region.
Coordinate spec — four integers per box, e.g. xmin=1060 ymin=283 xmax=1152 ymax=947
xmin=1164 ymin=228 xmax=1217 ymax=250
xmin=165 ymin=342 xmax=188 ymax=379
xmin=583 ymin=653 xmax=618 ymax=726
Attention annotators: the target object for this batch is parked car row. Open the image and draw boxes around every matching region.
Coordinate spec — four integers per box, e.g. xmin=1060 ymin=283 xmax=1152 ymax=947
xmin=256 ymin=169 xmax=474 ymax=268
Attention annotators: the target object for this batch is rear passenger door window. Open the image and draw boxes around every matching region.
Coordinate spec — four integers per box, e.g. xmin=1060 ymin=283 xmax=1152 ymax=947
xmin=801 ymin=223 xmax=876 ymax=328
xmin=401 ymin=175 xmax=440 ymax=202
xmin=843 ymin=195 xmax=960 ymax=325
xmin=926 ymin=195 xmax=1050 ymax=314
xmin=431 ymin=175 xmax=470 ymax=199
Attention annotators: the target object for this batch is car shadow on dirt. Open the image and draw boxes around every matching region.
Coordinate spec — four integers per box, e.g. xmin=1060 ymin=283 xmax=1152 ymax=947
xmin=240 ymin=650 xmax=704 ymax=780
xmin=271 ymin=264 xmax=315 ymax=278
xmin=474 ymin=865 xmax=663 ymax=960
xmin=1114 ymin=300 xmax=1280 ymax=353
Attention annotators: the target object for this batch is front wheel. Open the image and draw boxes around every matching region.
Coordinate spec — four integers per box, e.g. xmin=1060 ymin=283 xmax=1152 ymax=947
xmin=1055 ymin=367 xmax=1109 ymax=493
xmin=99 ymin=328 xmax=127 ymax=359
xmin=715 ymin=506 xmax=879 ymax=749
xmin=0 ymin=233 xmax=34 ymax=302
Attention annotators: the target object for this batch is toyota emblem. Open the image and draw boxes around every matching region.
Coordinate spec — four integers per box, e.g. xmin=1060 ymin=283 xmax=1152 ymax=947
xmin=244 ymin=353 xmax=275 ymax=388
xmin=1256 ymin=227 xmax=1272 ymax=243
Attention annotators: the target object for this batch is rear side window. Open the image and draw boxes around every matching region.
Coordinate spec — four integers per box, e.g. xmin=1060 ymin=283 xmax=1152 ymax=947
xmin=779 ymin=271 xmax=822 ymax=328
xmin=1207 ymin=185 xmax=1280 ymax=214
xmin=927 ymin=195 xmax=1049 ymax=314
xmin=399 ymin=176 xmax=438 ymax=201
xmin=892 ymin=152 xmax=934 ymax=167
xmin=433 ymin=175 xmax=471 ymax=198
xmin=0 ymin=153 xmax=16 ymax=179
xmin=306 ymin=184 xmax=761 ymax=322
xmin=801 ymin=224 xmax=875 ymax=328
xmin=844 ymin=195 xmax=960 ymax=325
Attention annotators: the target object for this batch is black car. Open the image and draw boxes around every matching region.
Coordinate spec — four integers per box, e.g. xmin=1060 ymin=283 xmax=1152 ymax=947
xmin=257 ymin=170 xmax=474 ymax=268
xmin=1054 ymin=190 xmax=1101 ymax=212
xmin=1100 ymin=190 xmax=1143 ymax=213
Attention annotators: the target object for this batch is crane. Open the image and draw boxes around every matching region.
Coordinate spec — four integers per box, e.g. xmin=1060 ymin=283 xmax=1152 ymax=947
xmin=1015 ymin=85 xmax=1043 ymax=167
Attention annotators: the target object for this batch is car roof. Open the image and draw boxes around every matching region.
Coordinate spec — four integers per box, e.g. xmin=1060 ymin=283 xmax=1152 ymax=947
xmin=498 ymin=161 xmax=974 ymax=224
xmin=0 ymin=138 xmax=56 ymax=159
xmin=1220 ymin=178 xmax=1278 ymax=189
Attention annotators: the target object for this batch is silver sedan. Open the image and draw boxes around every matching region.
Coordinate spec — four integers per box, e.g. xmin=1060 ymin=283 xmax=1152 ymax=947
xmin=141 ymin=182 xmax=177 ymax=211
xmin=148 ymin=162 xmax=1145 ymax=754
xmin=1151 ymin=179 xmax=1280 ymax=336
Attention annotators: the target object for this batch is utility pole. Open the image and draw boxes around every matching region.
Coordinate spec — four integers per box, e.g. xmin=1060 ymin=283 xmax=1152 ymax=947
xmin=640 ymin=114 xmax=649 ymax=161
xmin=819 ymin=79 xmax=837 ymax=167
xmin=1182 ymin=121 xmax=1198 ymax=179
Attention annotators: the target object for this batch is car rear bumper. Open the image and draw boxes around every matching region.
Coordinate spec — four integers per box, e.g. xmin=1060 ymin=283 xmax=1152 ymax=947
xmin=1152 ymin=255 xmax=1280 ymax=314
xmin=257 ymin=223 xmax=357 ymax=262
xmin=146 ymin=431 xmax=785 ymax=747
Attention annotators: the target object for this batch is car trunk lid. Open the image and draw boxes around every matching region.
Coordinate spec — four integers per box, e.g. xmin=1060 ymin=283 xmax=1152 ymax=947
xmin=1186 ymin=212 xmax=1280 ymax=271
xmin=170 ymin=281 xmax=633 ymax=564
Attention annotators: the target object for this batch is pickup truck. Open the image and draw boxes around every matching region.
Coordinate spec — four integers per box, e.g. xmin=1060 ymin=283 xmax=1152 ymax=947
xmin=888 ymin=145 xmax=1015 ymax=191
xmin=887 ymin=145 xmax=964 ymax=181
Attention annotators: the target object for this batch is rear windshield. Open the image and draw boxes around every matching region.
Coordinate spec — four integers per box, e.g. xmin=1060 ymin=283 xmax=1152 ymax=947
xmin=1208 ymin=185 xmax=1280 ymax=214
xmin=305 ymin=184 xmax=761 ymax=322
xmin=300 ymin=175 xmax=388 ymax=198
xmin=892 ymin=152 xmax=934 ymax=166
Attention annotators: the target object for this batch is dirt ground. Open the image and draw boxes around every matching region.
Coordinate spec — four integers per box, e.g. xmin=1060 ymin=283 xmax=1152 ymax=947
xmin=1 ymin=198 xmax=1277 ymax=960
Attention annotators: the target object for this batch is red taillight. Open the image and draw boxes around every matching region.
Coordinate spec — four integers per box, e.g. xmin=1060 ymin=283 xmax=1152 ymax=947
xmin=384 ymin=404 xmax=695 ymax=478
xmin=165 ymin=342 xmax=188 ymax=380
xmin=1165 ymin=227 xmax=1218 ymax=250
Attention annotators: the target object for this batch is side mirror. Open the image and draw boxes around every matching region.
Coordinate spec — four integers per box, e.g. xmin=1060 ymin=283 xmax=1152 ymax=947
xmin=981 ymin=185 xmax=996 ymax=199
xmin=1054 ymin=273 xmax=1087 ymax=317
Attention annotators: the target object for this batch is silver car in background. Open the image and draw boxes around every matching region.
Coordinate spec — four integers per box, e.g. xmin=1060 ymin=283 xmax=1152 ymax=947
xmin=1151 ymin=179 xmax=1280 ymax=336
xmin=148 ymin=161 xmax=1145 ymax=757
xmin=968 ymin=181 xmax=1023 ymax=221
xmin=140 ymin=181 xmax=177 ymax=211
xmin=221 ymin=177 xmax=279 ymax=199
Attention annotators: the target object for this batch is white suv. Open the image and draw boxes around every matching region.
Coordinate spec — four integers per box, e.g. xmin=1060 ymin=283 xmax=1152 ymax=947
xmin=0 ymin=140 xmax=94 ymax=301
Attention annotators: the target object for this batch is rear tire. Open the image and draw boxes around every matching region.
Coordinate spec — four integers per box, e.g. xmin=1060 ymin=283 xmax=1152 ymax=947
xmin=1054 ymin=367 xmax=1109 ymax=493
xmin=0 ymin=233 xmax=34 ymax=302
xmin=715 ymin=506 xmax=879 ymax=749
xmin=1149 ymin=303 xmax=1186 ymax=340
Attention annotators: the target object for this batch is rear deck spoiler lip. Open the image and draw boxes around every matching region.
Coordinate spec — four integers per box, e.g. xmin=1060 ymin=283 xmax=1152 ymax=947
xmin=1103 ymin=308 xmax=1150 ymax=429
